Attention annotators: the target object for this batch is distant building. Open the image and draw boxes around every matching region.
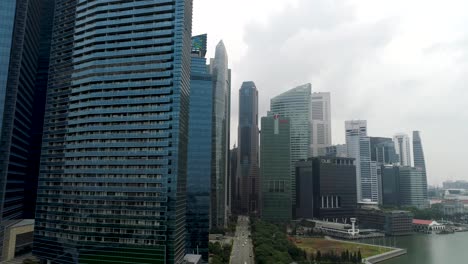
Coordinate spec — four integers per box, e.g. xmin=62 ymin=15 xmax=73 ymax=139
xmin=412 ymin=131 xmax=426 ymax=171
xmin=209 ymin=41 xmax=231 ymax=227
xmin=393 ymin=134 xmax=412 ymax=166
xmin=399 ymin=167 xmax=428 ymax=209
xmin=186 ymin=34 xmax=212 ymax=260
xmin=441 ymin=200 xmax=465 ymax=215
xmin=443 ymin=181 xmax=468 ymax=189
xmin=345 ymin=121 xmax=380 ymax=203
xmin=310 ymin=92 xmax=332 ymax=157
xmin=260 ymin=114 xmax=292 ymax=222
xmin=356 ymin=209 xmax=413 ymax=236
xmin=237 ymin=82 xmax=260 ymax=215
xmin=271 ymin=84 xmax=312 ymax=203
xmin=412 ymin=219 xmax=445 ymax=232
xmin=322 ymin=145 xmax=348 ymax=158
xmin=295 ymin=157 xmax=357 ymax=221
xmin=370 ymin=137 xmax=399 ymax=165
xmin=381 ymin=165 xmax=401 ymax=207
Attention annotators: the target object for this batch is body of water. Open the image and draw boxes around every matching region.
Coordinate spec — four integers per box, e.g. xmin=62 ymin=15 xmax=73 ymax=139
xmin=368 ymin=232 xmax=468 ymax=264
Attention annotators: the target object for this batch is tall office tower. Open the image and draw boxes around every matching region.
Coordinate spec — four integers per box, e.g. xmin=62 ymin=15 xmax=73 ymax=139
xmin=33 ymin=0 xmax=193 ymax=263
xmin=270 ymin=84 xmax=312 ymax=203
xmin=0 ymin=0 xmax=54 ymax=259
xmin=381 ymin=165 xmax=401 ymax=207
xmin=345 ymin=121 xmax=380 ymax=203
xmin=208 ymin=41 xmax=231 ymax=227
xmin=237 ymin=81 xmax=259 ymax=215
xmin=0 ymin=0 xmax=54 ymax=221
xmin=412 ymin=131 xmax=426 ymax=171
xmin=399 ymin=167 xmax=428 ymax=209
xmin=311 ymin=92 xmax=332 ymax=157
xmin=186 ymin=34 xmax=212 ymax=260
xmin=370 ymin=137 xmax=399 ymax=165
xmin=260 ymin=114 xmax=291 ymax=222
xmin=393 ymin=133 xmax=412 ymax=166
xmin=229 ymin=146 xmax=238 ymax=214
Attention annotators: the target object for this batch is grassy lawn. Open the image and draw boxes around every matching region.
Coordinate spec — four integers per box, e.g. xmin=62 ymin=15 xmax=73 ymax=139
xmin=294 ymin=237 xmax=391 ymax=258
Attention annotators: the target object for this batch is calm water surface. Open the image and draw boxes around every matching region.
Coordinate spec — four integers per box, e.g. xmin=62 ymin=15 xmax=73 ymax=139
xmin=377 ymin=232 xmax=468 ymax=264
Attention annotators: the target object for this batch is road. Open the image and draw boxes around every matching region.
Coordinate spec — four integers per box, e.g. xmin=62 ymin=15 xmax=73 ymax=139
xmin=230 ymin=215 xmax=254 ymax=264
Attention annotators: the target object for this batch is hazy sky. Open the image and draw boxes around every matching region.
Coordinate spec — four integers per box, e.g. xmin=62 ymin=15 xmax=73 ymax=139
xmin=193 ymin=0 xmax=468 ymax=186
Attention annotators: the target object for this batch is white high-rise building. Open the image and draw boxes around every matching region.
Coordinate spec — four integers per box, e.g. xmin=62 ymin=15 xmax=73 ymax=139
xmin=393 ymin=133 xmax=412 ymax=166
xmin=345 ymin=120 xmax=380 ymax=203
xmin=311 ymin=92 xmax=332 ymax=156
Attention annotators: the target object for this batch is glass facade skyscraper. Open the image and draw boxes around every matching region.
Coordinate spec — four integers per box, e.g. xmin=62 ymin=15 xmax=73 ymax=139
xmin=33 ymin=0 xmax=193 ymax=263
xmin=236 ymin=81 xmax=259 ymax=215
xmin=412 ymin=131 xmax=426 ymax=172
xmin=370 ymin=137 xmax=399 ymax=165
xmin=399 ymin=167 xmax=428 ymax=209
xmin=209 ymin=41 xmax=230 ymax=227
xmin=260 ymin=114 xmax=291 ymax=222
xmin=0 ymin=0 xmax=54 ymax=259
xmin=0 ymin=0 xmax=53 ymax=223
xmin=186 ymin=34 xmax=212 ymax=260
xmin=270 ymin=84 xmax=312 ymax=203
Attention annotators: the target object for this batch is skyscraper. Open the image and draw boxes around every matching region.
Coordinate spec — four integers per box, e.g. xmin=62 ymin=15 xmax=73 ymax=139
xmin=237 ymin=81 xmax=259 ymax=215
xmin=270 ymin=84 xmax=312 ymax=203
xmin=186 ymin=34 xmax=212 ymax=259
xmin=0 ymin=0 xmax=53 ymax=223
xmin=311 ymin=92 xmax=332 ymax=157
xmin=393 ymin=133 xmax=412 ymax=166
xmin=399 ymin=167 xmax=428 ymax=209
xmin=208 ymin=41 xmax=231 ymax=227
xmin=381 ymin=165 xmax=401 ymax=207
xmin=260 ymin=114 xmax=291 ymax=222
xmin=33 ymin=0 xmax=193 ymax=263
xmin=345 ymin=121 xmax=380 ymax=203
xmin=412 ymin=131 xmax=426 ymax=171
xmin=0 ymin=0 xmax=54 ymax=259
xmin=370 ymin=137 xmax=399 ymax=165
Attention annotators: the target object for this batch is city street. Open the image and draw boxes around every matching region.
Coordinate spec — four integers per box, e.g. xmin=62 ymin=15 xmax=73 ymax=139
xmin=230 ymin=216 xmax=254 ymax=264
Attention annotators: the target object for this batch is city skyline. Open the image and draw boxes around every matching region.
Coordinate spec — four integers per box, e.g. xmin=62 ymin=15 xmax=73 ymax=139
xmin=193 ymin=0 xmax=468 ymax=185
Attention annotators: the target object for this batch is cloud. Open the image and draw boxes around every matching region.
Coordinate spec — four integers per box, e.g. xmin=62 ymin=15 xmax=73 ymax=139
xmin=228 ymin=0 xmax=468 ymax=184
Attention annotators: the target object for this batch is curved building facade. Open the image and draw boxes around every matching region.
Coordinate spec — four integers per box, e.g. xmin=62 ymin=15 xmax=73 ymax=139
xmin=270 ymin=84 xmax=312 ymax=203
xmin=33 ymin=0 xmax=193 ymax=263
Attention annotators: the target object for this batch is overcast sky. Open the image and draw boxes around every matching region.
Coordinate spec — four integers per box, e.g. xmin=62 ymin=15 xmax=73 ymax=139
xmin=193 ymin=0 xmax=468 ymax=186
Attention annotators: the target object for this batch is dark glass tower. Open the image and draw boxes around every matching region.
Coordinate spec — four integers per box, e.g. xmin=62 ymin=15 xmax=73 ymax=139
xmin=370 ymin=137 xmax=399 ymax=165
xmin=186 ymin=34 xmax=212 ymax=260
xmin=260 ymin=114 xmax=291 ymax=222
xmin=33 ymin=0 xmax=193 ymax=263
xmin=0 ymin=0 xmax=53 ymax=222
xmin=236 ymin=82 xmax=259 ymax=215
xmin=209 ymin=41 xmax=230 ymax=228
xmin=0 ymin=0 xmax=54 ymax=259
